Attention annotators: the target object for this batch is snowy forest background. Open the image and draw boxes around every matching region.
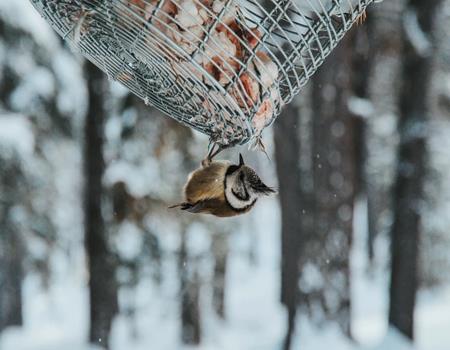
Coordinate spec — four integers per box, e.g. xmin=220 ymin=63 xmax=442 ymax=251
xmin=1 ymin=0 xmax=450 ymax=349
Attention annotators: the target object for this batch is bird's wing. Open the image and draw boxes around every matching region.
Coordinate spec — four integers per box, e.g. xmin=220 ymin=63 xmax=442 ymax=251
xmin=178 ymin=198 xmax=235 ymax=217
xmin=180 ymin=201 xmax=207 ymax=213
xmin=184 ymin=161 xmax=230 ymax=203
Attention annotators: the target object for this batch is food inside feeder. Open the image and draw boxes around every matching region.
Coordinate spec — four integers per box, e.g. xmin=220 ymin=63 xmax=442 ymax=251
xmin=32 ymin=0 xmax=374 ymax=147
xmin=124 ymin=0 xmax=282 ymax=141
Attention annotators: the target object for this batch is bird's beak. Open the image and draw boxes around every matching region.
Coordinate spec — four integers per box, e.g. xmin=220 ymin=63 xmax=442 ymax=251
xmin=239 ymin=153 xmax=245 ymax=167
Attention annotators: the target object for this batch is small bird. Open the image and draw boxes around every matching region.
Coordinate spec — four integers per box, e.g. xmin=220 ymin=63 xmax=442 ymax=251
xmin=169 ymin=153 xmax=276 ymax=217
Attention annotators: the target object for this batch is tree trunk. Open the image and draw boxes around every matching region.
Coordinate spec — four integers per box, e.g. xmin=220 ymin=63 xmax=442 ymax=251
xmin=350 ymin=18 xmax=378 ymax=264
xmin=307 ymin=34 xmax=356 ymax=336
xmin=351 ymin=21 xmax=373 ymax=197
xmin=212 ymin=233 xmax=228 ymax=319
xmin=273 ymin=102 xmax=303 ymax=350
xmin=388 ymin=0 xmax=440 ymax=339
xmin=84 ymin=61 xmax=118 ymax=349
xmin=0 ymin=151 xmax=25 ymax=332
xmin=179 ymin=230 xmax=201 ymax=345
xmin=0 ymin=231 xmax=23 ymax=332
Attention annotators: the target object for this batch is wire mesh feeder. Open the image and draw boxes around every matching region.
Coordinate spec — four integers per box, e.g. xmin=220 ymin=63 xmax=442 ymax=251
xmin=30 ymin=0 xmax=377 ymax=148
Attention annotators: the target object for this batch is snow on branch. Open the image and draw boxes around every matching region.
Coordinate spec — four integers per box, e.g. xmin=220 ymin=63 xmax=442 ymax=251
xmin=348 ymin=96 xmax=375 ymax=119
xmin=403 ymin=9 xmax=432 ymax=57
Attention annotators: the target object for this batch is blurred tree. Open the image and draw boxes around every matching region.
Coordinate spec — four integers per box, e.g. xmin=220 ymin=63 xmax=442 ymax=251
xmin=104 ymin=94 xmax=166 ymax=308
xmin=0 ymin=9 xmax=77 ymax=333
xmin=102 ymin=86 xmax=212 ymax=346
xmin=0 ymin=9 xmax=82 ymax=295
xmin=212 ymin=232 xmax=228 ymax=319
xmin=388 ymin=0 xmax=441 ymax=339
xmin=0 ymin=17 xmax=73 ymax=137
xmin=84 ymin=61 xmax=118 ymax=349
xmin=0 ymin=147 xmax=26 ymax=332
xmin=0 ymin=24 xmax=26 ymax=325
xmin=305 ymin=34 xmax=356 ymax=336
xmin=362 ymin=0 xmax=404 ymax=268
xmin=109 ymin=180 xmax=162 ymax=269
xmin=179 ymin=229 xmax=201 ymax=345
xmin=349 ymin=15 xmax=378 ymax=264
xmin=419 ymin=0 xmax=450 ymax=290
xmin=273 ymin=102 xmax=303 ymax=350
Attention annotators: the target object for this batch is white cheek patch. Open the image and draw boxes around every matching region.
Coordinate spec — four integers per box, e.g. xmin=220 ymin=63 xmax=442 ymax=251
xmin=225 ymin=186 xmax=247 ymax=209
xmin=225 ymin=176 xmax=256 ymax=210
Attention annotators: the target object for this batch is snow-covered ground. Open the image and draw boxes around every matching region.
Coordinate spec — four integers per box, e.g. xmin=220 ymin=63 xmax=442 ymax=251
xmin=1 ymin=196 xmax=449 ymax=350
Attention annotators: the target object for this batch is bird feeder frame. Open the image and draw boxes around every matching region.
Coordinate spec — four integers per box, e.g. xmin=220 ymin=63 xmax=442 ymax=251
xmin=30 ymin=0 xmax=376 ymax=146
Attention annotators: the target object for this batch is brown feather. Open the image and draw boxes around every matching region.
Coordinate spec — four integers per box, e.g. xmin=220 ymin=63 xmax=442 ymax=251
xmin=184 ymin=161 xmax=230 ymax=203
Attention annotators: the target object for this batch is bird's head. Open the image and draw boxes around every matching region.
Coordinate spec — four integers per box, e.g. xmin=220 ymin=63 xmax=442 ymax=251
xmin=224 ymin=154 xmax=276 ymax=210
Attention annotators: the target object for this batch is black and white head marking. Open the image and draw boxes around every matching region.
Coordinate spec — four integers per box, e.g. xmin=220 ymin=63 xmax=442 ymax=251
xmin=224 ymin=165 xmax=256 ymax=211
xmin=244 ymin=167 xmax=276 ymax=196
xmin=223 ymin=154 xmax=275 ymax=211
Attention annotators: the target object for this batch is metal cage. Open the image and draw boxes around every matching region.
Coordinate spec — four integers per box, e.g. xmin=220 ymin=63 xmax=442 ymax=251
xmin=30 ymin=0 xmax=376 ymax=146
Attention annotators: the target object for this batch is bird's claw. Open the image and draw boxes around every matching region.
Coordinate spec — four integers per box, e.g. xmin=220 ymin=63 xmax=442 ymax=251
xmin=202 ymin=143 xmax=225 ymax=167
xmin=356 ymin=10 xmax=367 ymax=26
xmin=201 ymin=157 xmax=211 ymax=167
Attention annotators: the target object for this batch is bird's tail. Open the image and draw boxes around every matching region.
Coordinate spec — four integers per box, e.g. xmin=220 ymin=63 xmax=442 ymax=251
xmin=168 ymin=203 xmax=192 ymax=210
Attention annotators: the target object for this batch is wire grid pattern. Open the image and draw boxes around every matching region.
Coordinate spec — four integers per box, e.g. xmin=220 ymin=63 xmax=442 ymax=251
xmin=30 ymin=0 xmax=375 ymax=146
